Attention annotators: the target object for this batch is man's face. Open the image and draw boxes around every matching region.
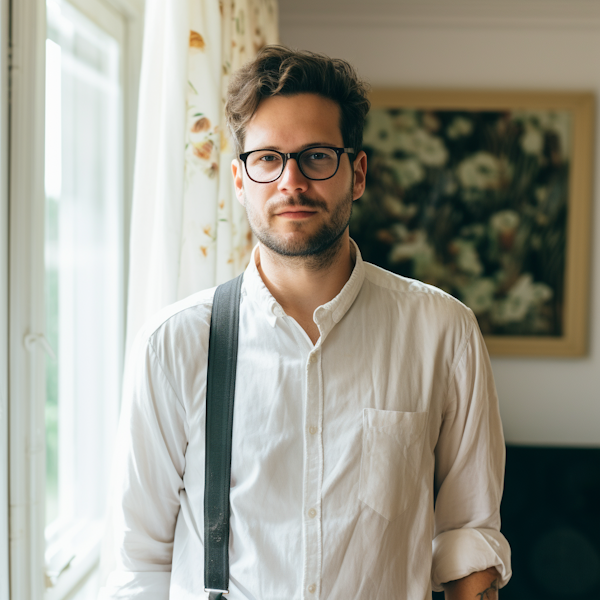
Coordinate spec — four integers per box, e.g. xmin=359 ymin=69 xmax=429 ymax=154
xmin=232 ymin=93 xmax=366 ymax=258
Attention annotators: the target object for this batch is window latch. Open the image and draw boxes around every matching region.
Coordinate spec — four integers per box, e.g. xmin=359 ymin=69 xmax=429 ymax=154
xmin=23 ymin=333 xmax=57 ymax=361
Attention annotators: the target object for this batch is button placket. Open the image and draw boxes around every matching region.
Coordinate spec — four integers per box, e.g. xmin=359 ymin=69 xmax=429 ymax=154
xmin=302 ymin=343 xmax=323 ymax=599
xmin=307 ymin=345 xmax=321 ymax=366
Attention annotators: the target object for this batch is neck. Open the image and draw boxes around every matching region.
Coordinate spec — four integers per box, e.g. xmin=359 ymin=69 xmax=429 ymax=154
xmin=255 ymin=232 xmax=355 ymax=343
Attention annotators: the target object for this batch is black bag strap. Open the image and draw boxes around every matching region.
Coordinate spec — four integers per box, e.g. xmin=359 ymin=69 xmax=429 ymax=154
xmin=204 ymin=273 xmax=244 ymax=599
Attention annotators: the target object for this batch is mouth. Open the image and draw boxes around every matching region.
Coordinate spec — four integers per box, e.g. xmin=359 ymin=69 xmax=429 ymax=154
xmin=276 ymin=209 xmax=317 ymax=219
xmin=270 ymin=195 xmax=326 ymax=220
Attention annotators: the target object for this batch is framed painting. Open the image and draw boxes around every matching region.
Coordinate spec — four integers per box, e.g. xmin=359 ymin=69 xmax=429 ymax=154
xmin=350 ymin=89 xmax=594 ymax=356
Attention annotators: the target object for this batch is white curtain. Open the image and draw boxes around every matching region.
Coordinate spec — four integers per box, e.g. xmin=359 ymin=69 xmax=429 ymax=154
xmin=125 ymin=0 xmax=278 ymax=356
xmin=101 ymin=0 xmax=278 ymax=585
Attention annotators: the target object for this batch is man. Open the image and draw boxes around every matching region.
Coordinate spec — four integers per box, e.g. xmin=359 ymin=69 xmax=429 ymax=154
xmin=103 ymin=46 xmax=511 ymax=599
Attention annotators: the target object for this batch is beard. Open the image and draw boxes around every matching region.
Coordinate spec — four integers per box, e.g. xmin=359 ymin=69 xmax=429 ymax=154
xmin=244 ymin=185 xmax=354 ymax=265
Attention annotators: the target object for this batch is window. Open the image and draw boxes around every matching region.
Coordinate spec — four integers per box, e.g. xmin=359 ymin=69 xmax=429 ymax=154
xmin=8 ymin=0 xmax=143 ymax=597
xmin=44 ymin=1 xmax=124 ymax=596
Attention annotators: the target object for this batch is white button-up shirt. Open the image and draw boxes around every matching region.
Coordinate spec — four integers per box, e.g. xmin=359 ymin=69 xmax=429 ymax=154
xmin=102 ymin=242 xmax=511 ymax=600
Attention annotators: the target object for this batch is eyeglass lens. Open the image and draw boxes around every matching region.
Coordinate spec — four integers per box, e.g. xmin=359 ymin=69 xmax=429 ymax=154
xmin=246 ymin=147 xmax=339 ymax=182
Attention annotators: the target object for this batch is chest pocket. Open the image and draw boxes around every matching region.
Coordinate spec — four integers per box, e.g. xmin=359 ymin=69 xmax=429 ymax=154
xmin=358 ymin=408 xmax=428 ymax=522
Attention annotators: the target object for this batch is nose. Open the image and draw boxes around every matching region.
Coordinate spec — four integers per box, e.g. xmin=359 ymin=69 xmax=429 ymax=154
xmin=277 ymin=156 xmax=309 ymax=195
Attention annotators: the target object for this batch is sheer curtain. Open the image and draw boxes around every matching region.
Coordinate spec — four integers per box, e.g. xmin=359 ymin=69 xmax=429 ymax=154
xmin=125 ymin=0 xmax=278 ymax=356
xmin=101 ymin=0 xmax=278 ymax=585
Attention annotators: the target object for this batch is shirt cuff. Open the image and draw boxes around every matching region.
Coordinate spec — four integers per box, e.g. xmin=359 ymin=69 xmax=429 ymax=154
xmin=99 ymin=571 xmax=171 ymax=599
xmin=432 ymin=528 xmax=512 ymax=592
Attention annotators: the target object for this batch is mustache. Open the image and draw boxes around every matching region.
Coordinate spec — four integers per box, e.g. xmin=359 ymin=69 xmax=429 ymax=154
xmin=268 ymin=194 xmax=328 ymax=214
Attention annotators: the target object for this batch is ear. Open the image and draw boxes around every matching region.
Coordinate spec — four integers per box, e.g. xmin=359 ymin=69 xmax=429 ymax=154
xmin=352 ymin=150 xmax=367 ymax=201
xmin=231 ymin=158 xmax=245 ymax=205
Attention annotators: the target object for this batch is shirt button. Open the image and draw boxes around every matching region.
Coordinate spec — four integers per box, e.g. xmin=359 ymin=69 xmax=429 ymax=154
xmin=308 ymin=508 xmax=317 ymax=519
xmin=309 ymin=426 xmax=317 ymax=435
xmin=308 ymin=584 xmax=316 ymax=594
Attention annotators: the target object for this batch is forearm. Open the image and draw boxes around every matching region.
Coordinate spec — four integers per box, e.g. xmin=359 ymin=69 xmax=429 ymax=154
xmin=442 ymin=567 xmax=499 ymax=600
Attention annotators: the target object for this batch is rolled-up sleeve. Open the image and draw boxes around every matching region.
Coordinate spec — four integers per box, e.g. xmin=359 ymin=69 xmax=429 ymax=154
xmin=99 ymin=329 xmax=189 ymax=599
xmin=432 ymin=316 xmax=512 ymax=591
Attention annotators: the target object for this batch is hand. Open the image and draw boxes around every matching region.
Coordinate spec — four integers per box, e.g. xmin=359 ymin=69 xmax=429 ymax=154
xmin=442 ymin=567 xmax=499 ymax=600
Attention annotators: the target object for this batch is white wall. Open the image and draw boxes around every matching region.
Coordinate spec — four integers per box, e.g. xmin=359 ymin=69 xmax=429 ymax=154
xmin=280 ymin=0 xmax=600 ymax=446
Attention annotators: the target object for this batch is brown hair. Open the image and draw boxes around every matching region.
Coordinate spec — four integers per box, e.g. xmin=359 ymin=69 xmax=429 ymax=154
xmin=225 ymin=45 xmax=371 ymax=157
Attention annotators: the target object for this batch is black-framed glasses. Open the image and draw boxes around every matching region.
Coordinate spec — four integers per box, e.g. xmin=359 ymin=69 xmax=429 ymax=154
xmin=239 ymin=146 xmax=355 ymax=184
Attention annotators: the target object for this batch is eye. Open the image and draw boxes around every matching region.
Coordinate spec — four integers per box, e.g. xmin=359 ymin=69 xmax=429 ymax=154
xmin=306 ymin=152 xmax=329 ymax=161
xmin=258 ymin=152 xmax=281 ymax=163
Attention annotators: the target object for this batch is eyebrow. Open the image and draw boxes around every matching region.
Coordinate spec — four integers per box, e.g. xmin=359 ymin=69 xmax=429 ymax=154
xmin=246 ymin=142 xmax=340 ymax=152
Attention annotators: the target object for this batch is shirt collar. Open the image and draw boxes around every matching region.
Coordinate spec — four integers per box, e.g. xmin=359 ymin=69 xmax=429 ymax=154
xmin=242 ymin=239 xmax=366 ymax=329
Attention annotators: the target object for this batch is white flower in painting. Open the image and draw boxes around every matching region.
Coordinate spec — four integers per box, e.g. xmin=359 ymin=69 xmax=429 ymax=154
xmin=490 ymin=210 xmax=520 ymax=234
xmin=521 ymin=124 xmax=544 ymax=156
xmin=382 ymin=196 xmax=418 ymax=219
xmin=414 ymin=252 xmax=446 ymax=285
xmin=491 ymin=274 xmax=553 ymax=325
xmin=389 ymin=230 xmax=433 ymax=263
xmin=395 ymin=131 xmax=418 ymax=154
xmin=382 ymin=194 xmax=405 ymax=218
xmin=392 ymin=158 xmax=425 ymax=188
xmin=491 ymin=299 xmax=519 ymax=325
xmin=460 ymin=278 xmax=495 ymax=315
xmin=363 ymin=110 xmax=396 ymax=153
xmin=511 ymin=110 xmax=572 ymax=160
xmin=531 ymin=281 xmax=553 ymax=303
xmin=390 ymin=127 xmax=448 ymax=167
xmin=412 ymin=129 xmax=449 ymax=167
xmin=452 ymin=239 xmax=483 ymax=276
xmin=390 ymin=223 xmax=409 ymax=240
xmin=393 ymin=110 xmax=419 ymax=131
xmin=457 ymin=152 xmax=511 ymax=191
xmin=447 ymin=116 xmax=474 ymax=139
xmin=547 ymin=112 xmax=572 ymax=159
xmin=457 ymin=152 xmax=496 ymax=189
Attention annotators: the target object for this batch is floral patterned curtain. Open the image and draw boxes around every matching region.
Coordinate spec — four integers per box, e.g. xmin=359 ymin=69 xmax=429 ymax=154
xmin=125 ymin=0 xmax=278 ymax=355
xmin=181 ymin=1 xmax=278 ymax=297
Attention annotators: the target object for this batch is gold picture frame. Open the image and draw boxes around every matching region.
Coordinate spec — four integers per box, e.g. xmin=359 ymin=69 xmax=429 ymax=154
xmin=350 ymin=89 xmax=594 ymax=356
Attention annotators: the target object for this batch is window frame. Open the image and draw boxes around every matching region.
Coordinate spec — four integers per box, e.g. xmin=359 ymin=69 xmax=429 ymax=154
xmin=8 ymin=0 xmax=144 ymax=597
xmin=0 ymin=0 xmax=10 ymax=597
xmin=44 ymin=5 xmax=128 ymax=592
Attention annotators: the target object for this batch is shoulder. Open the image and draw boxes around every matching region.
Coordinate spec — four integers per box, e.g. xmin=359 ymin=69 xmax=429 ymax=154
xmin=362 ymin=261 xmax=476 ymax=328
xmin=359 ymin=261 xmax=481 ymax=380
xmin=132 ymin=286 xmax=217 ymax=365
